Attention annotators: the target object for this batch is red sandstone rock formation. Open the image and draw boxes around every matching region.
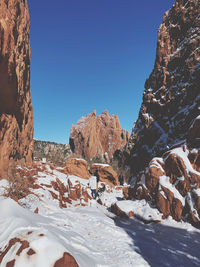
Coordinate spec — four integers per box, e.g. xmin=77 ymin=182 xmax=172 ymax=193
xmin=64 ymin=158 xmax=90 ymax=179
xmin=126 ymin=116 xmax=200 ymax=227
xmin=63 ymin=158 xmax=118 ymax=186
xmin=120 ymin=0 xmax=200 ymax=178
xmin=69 ymin=110 xmax=129 ymax=161
xmin=90 ymin=163 xmax=118 ymax=187
xmin=0 ymin=0 xmax=33 ymax=176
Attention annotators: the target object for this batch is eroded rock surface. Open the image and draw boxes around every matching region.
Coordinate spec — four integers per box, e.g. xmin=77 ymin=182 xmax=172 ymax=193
xmin=90 ymin=163 xmax=118 ymax=187
xmin=0 ymin=0 xmax=33 ymax=175
xmin=63 ymin=158 xmax=118 ymax=186
xmin=126 ymin=116 xmax=200 ymax=227
xmin=64 ymin=158 xmax=90 ymax=179
xmin=121 ymin=0 xmax=200 ymax=178
xmin=69 ymin=110 xmax=129 ymax=161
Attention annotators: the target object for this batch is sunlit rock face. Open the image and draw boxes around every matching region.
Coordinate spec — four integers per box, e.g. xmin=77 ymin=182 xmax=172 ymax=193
xmin=0 ymin=0 xmax=33 ymax=175
xmin=121 ymin=0 xmax=200 ymax=178
xmin=69 ymin=110 xmax=129 ymax=161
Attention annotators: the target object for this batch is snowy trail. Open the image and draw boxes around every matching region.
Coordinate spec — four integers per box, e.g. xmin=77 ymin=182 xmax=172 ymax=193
xmin=1 ymin=168 xmax=200 ymax=267
xmin=45 ymin=203 xmax=149 ymax=267
xmin=1 ymin=196 xmax=200 ymax=266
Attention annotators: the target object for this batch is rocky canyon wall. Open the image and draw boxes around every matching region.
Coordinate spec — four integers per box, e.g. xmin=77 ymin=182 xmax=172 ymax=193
xmin=0 ymin=0 xmax=33 ymax=175
xmin=121 ymin=0 xmax=200 ymax=178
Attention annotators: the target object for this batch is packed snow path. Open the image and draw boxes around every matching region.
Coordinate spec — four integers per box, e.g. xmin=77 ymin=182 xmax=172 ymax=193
xmin=1 ymin=197 xmax=200 ymax=267
xmin=1 ymin=166 xmax=200 ymax=267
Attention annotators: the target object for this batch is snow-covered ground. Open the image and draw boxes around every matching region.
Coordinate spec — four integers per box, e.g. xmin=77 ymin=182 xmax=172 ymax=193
xmin=0 ymin=165 xmax=200 ymax=266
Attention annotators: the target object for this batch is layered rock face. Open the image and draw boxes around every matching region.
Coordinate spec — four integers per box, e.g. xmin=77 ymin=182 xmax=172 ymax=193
xmin=69 ymin=110 xmax=129 ymax=161
xmin=122 ymin=0 xmax=200 ymax=177
xmin=0 ymin=0 xmax=33 ymax=175
xmin=127 ymin=116 xmax=200 ymax=226
xmin=34 ymin=140 xmax=72 ymax=166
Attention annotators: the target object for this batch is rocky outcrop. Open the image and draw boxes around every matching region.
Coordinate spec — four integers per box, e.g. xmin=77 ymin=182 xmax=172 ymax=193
xmin=126 ymin=116 xmax=200 ymax=227
xmin=34 ymin=140 xmax=72 ymax=166
xmin=63 ymin=159 xmax=118 ymax=186
xmin=121 ymin=0 xmax=200 ymax=178
xmin=69 ymin=110 xmax=129 ymax=161
xmin=90 ymin=163 xmax=118 ymax=186
xmin=0 ymin=0 xmax=33 ymax=176
xmin=64 ymin=158 xmax=90 ymax=179
xmin=111 ymin=202 xmax=133 ymax=219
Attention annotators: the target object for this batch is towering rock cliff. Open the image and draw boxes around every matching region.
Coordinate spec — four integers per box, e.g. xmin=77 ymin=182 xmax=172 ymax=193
xmin=122 ymin=0 xmax=200 ymax=177
xmin=69 ymin=110 xmax=129 ymax=161
xmin=118 ymin=0 xmax=200 ymax=226
xmin=0 ymin=0 xmax=33 ymax=175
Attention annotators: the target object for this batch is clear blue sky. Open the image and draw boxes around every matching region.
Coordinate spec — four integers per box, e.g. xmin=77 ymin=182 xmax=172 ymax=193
xmin=28 ymin=0 xmax=175 ymax=144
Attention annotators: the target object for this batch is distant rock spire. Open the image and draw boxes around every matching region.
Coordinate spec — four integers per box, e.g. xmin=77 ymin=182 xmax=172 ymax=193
xmin=69 ymin=110 xmax=130 ymax=161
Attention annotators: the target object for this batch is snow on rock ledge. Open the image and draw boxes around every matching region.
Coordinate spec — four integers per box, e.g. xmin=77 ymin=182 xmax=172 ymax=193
xmin=111 ymin=200 xmax=162 ymax=223
xmin=120 ymin=0 xmax=200 ymax=179
xmin=126 ymin=116 xmax=200 ymax=227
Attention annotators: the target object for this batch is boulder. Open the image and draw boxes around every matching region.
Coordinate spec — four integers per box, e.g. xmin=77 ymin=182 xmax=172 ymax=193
xmin=90 ymin=164 xmax=118 ymax=186
xmin=64 ymin=158 xmax=90 ymax=179
xmin=110 ymin=203 xmax=131 ymax=219
xmin=0 ymin=0 xmax=33 ymax=176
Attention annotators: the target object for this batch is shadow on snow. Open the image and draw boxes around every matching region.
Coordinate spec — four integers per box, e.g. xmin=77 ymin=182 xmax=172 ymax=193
xmin=115 ymin=217 xmax=200 ymax=267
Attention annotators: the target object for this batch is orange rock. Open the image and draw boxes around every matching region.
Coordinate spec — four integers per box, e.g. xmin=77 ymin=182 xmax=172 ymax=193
xmin=90 ymin=164 xmax=118 ymax=186
xmin=69 ymin=110 xmax=129 ymax=160
xmin=0 ymin=237 xmax=30 ymax=264
xmin=128 ymin=211 xmax=134 ymax=217
xmin=53 ymin=252 xmax=79 ymax=267
xmin=128 ymin=140 xmax=200 ymax=225
xmin=110 ymin=203 xmax=129 ymax=219
xmin=64 ymin=158 xmax=90 ymax=179
xmin=34 ymin=207 xmax=39 ymax=214
xmin=0 ymin=0 xmax=33 ymax=176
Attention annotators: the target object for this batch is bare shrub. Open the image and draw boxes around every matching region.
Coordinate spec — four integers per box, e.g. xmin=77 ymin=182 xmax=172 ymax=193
xmin=3 ymin=164 xmax=31 ymax=201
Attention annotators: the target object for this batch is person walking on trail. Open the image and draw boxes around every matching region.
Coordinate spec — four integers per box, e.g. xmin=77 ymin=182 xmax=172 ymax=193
xmin=89 ymin=175 xmax=97 ymax=199
xmin=119 ymin=174 xmax=124 ymax=186
xmin=94 ymin=169 xmax=100 ymax=196
xmin=94 ymin=169 xmax=100 ymax=183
